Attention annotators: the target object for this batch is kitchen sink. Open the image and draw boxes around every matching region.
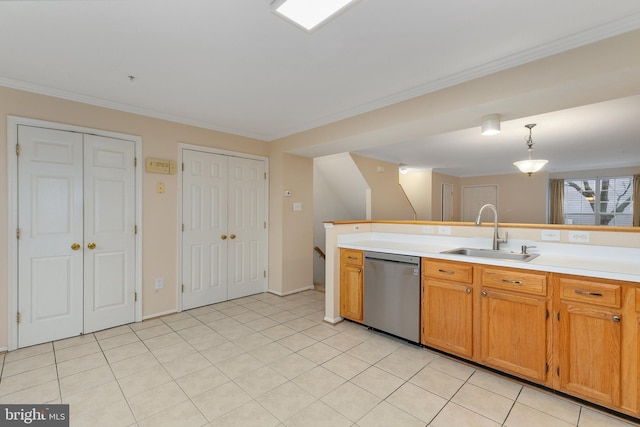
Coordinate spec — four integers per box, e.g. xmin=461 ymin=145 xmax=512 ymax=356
xmin=440 ymin=247 xmax=539 ymax=262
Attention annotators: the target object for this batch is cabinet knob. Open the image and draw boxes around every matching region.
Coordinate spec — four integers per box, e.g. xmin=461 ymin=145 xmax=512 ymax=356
xmin=465 ymin=288 xmax=471 ymax=294
xmin=71 ymin=243 xmax=81 ymax=251
xmin=221 ymin=234 xmax=227 ymax=240
xmin=87 ymin=242 xmax=96 ymax=250
xmin=612 ymin=315 xmax=621 ymax=323
xmin=481 ymin=291 xmax=487 ymax=297
xmin=230 ymin=234 xmax=236 ymax=239
xmin=357 ymin=268 xmax=362 ymax=273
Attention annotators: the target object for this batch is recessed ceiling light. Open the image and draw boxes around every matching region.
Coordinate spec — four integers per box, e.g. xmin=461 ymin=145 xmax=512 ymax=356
xmin=272 ymin=0 xmax=358 ymax=31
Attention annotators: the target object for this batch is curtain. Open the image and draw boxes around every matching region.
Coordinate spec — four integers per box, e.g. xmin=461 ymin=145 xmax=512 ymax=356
xmin=549 ymin=179 xmax=564 ymax=224
xmin=634 ymin=174 xmax=640 ymax=227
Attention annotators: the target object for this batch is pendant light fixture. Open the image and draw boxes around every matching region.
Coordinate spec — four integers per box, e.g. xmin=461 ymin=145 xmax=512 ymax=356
xmin=513 ymin=124 xmax=548 ymax=176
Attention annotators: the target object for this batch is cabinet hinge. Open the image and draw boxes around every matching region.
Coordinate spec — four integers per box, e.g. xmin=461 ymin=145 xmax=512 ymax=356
xmin=556 ymin=367 xmax=560 ymax=376
xmin=16 ymin=228 xmax=20 ymax=239
xmin=557 ymin=312 xmax=560 ymax=321
xmin=181 ymin=284 xmax=185 ymax=293
xmin=264 ymin=270 xmax=267 ymax=278
xmin=16 ymin=143 xmax=21 ymax=156
xmin=545 ymin=309 xmax=549 ymax=319
xmin=264 ymin=172 xmax=267 ymax=180
xmin=182 ymin=224 xmax=185 ymax=232
xmin=134 ymin=157 xmax=137 ymax=167
xmin=134 ymin=292 xmax=138 ymax=302
xmin=182 ymin=162 xmax=185 ymax=172
xmin=545 ymin=363 xmax=549 ymax=373
xmin=16 ymin=312 xmax=21 ymax=324
xmin=134 ymin=225 xmax=138 ymax=235
xmin=264 ymin=222 xmax=267 ymax=229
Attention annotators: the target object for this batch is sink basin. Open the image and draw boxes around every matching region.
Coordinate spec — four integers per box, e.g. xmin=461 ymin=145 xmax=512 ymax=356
xmin=440 ymin=247 xmax=539 ymax=262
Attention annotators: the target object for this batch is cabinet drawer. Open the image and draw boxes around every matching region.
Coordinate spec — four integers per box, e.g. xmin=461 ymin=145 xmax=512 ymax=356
xmin=559 ymin=277 xmax=621 ymax=308
xmin=341 ymin=249 xmax=363 ymax=266
xmin=423 ymin=259 xmax=473 ymax=284
xmin=482 ymin=268 xmax=547 ymax=296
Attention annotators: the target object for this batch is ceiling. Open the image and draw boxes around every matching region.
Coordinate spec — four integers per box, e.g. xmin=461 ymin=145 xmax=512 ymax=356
xmin=355 ymin=95 xmax=640 ymax=177
xmin=1 ymin=1 xmax=640 ymax=174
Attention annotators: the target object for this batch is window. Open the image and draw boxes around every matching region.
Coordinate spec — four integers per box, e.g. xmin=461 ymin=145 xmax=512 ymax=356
xmin=563 ymin=177 xmax=634 ymax=226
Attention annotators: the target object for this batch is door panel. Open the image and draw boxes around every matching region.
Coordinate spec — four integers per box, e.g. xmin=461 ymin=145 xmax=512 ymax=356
xmin=18 ymin=125 xmax=84 ymax=347
xmin=182 ymin=150 xmax=228 ymax=309
xmin=227 ymin=157 xmax=266 ymax=299
xmin=83 ymin=134 xmax=136 ymax=333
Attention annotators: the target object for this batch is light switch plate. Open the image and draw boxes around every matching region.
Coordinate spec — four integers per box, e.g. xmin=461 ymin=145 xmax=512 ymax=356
xmin=293 ymin=202 xmax=302 ymax=211
xmin=438 ymin=226 xmax=451 ymax=235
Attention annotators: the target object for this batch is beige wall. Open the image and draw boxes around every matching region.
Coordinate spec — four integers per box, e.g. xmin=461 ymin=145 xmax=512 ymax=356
xmin=351 ymin=155 xmax=414 ymax=220
xmin=280 ymin=154 xmax=314 ymax=294
xmin=0 ymin=86 xmax=269 ymax=349
xmin=460 ymin=172 xmax=548 ymax=223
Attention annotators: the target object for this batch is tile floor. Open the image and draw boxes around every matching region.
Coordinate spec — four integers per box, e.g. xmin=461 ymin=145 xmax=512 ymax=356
xmin=0 ymin=290 xmax=638 ymax=427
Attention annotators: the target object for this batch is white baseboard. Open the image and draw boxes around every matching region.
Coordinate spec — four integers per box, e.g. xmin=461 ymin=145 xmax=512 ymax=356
xmin=324 ymin=316 xmax=343 ymax=324
xmin=0 ymin=346 xmax=8 ymax=354
xmin=142 ymin=309 xmax=177 ymax=321
xmin=268 ymin=285 xmax=314 ymax=297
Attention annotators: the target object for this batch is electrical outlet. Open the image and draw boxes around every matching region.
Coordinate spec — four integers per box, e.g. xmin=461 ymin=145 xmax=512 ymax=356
xmin=540 ymin=230 xmax=561 ymax=241
xmin=155 ymin=277 xmax=164 ymax=290
xmin=568 ymin=231 xmax=590 ymax=243
xmin=423 ymin=226 xmax=435 ymax=234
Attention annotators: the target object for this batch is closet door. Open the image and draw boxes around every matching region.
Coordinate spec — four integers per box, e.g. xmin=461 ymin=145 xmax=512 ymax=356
xmin=227 ymin=156 xmax=267 ymax=299
xmin=182 ymin=150 xmax=229 ymax=309
xmin=17 ymin=126 xmax=84 ymax=347
xmin=83 ymin=134 xmax=136 ymax=333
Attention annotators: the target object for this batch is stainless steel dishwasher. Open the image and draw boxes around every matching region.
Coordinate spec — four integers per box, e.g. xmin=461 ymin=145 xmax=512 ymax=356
xmin=363 ymin=251 xmax=420 ymax=343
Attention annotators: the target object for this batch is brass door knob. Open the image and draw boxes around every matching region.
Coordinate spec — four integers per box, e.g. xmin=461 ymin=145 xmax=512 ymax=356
xmin=221 ymin=235 xmax=227 ymax=240
xmin=71 ymin=243 xmax=81 ymax=251
xmin=87 ymin=242 xmax=96 ymax=250
xmin=230 ymin=234 xmax=236 ymax=239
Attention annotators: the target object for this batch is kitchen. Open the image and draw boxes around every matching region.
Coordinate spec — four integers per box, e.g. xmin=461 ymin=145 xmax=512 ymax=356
xmin=1 ymin=1 xmax=640 ymax=426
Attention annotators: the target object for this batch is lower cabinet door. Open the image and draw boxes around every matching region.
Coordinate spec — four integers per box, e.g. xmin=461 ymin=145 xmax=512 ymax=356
xmin=422 ymin=279 xmax=473 ymax=358
xmin=480 ymin=289 xmax=548 ymax=382
xmin=558 ymin=303 xmax=621 ymax=407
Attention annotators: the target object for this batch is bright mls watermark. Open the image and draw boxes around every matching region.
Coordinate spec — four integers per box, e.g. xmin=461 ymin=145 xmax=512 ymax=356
xmin=0 ymin=405 xmax=69 ymax=426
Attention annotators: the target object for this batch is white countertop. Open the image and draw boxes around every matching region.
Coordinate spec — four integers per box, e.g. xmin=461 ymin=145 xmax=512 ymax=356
xmin=338 ymin=233 xmax=640 ymax=283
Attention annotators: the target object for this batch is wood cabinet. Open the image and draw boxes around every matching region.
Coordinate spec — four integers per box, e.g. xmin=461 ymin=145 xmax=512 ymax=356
xmin=421 ymin=259 xmax=474 ymax=357
xmin=479 ymin=266 xmax=550 ymax=383
xmin=340 ymin=248 xmax=364 ymax=322
xmin=555 ymin=275 xmax=624 ymax=407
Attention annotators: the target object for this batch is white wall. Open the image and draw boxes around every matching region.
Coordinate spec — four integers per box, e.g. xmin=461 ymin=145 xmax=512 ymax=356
xmin=313 ymin=153 xmax=367 ymax=284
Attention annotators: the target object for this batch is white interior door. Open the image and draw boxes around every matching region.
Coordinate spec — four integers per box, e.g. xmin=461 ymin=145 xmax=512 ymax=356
xmin=462 ymin=185 xmax=498 ymax=222
xmin=227 ymin=157 xmax=267 ymax=299
xmin=17 ymin=126 xmax=137 ymax=347
xmin=17 ymin=125 xmax=84 ymax=347
xmin=182 ymin=150 xmax=228 ymax=309
xmin=83 ymin=134 xmax=136 ymax=333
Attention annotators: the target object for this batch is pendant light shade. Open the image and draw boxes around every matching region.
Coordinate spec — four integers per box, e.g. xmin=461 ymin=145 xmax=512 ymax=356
xmin=513 ymin=124 xmax=548 ymax=176
xmin=481 ymin=114 xmax=501 ymax=136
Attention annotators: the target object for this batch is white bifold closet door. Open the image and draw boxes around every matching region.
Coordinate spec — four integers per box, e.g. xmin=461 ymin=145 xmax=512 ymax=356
xmin=17 ymin=125 xmax=136 ymax=348
xmin=182 ymin=149 xmax=267 ymax=310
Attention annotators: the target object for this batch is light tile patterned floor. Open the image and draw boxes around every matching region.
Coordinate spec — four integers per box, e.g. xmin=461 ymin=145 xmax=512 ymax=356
xmin=0 ymin=290 xmax=638 ymax=427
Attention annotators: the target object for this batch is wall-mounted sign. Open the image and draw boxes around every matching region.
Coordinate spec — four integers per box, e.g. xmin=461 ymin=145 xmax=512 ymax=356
xmin=145 ymin=158 xmax=176 ymax=175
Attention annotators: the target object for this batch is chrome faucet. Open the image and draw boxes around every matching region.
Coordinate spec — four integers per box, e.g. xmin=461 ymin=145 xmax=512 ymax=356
xmin=475 ymin=204 xmax=507 ymax=250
